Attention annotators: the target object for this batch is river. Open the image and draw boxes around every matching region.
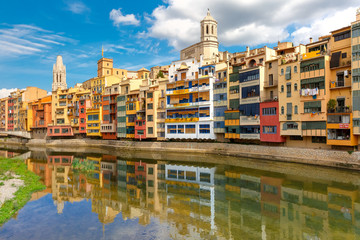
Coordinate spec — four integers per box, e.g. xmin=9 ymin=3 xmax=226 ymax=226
xmin=1 ymin=145 xmax=360 ymax=239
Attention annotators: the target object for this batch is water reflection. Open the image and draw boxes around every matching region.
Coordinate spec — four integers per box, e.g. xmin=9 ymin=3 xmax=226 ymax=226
xmin=3 ymin=149 xmax=360 ymax=239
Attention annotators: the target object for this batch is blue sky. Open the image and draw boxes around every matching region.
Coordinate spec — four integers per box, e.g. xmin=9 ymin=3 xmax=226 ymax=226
xmin=0 ymin=0 xmax=358 ymax=96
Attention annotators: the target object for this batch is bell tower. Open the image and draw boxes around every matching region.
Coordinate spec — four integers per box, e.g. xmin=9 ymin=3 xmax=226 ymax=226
xmin=201 ymin=9 xmax=218 ymax=43
xmin=52 ymin=55 xmax=67 ymax=91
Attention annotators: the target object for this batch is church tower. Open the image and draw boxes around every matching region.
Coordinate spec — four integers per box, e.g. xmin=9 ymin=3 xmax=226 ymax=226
xmin=52 ymin=55 xmax=67 ymax=91
xmin=200 ymin=9 xmax=218 ymax=43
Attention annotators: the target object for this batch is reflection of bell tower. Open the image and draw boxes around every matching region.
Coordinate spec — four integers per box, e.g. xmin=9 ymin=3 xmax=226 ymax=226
xmin=52 ymin=55 xmax=67 ymax=91
xmin=200 ymin=9 xmax=218 ymax=43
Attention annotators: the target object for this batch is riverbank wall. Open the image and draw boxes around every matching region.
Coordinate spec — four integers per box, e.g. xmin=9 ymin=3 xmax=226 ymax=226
xmin=24 ymin=138 xmax=360 ymax=171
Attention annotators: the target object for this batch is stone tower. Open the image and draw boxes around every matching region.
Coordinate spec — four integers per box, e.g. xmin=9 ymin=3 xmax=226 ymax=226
xmin=52 ymin=55 xmax=67 ymax=91
xmin=200 ymin=9 xmax=218 ymax=42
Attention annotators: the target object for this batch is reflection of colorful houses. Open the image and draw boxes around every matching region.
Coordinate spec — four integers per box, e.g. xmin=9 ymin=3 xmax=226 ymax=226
xmin=260 ymin=175 xmax=284 ymax=219
xmin=280 ymin=179 xmax=304 ymax=240
xmin=26 ymin=159 xmax=53 ymax=188
xmin=165 ymin=164 xmax=216 ymax=239
xmin=328 ymin=184 xmax=358 ymax=238
xmin=135 ymin=161 xmax=147 ymax=187
xmin=301 ymin=182 xmax=329 ymax=240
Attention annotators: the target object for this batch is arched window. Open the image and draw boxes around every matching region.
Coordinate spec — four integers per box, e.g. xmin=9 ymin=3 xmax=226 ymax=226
xmin=281 ymin=69 xmax=284 ymax=75
xmin=206 ymin=25 xmax=209 ymax=34
xmin=294 ymin=83 xmax=298 ymax=91
xmin=281 ymin=106 xmax=284 ymax=115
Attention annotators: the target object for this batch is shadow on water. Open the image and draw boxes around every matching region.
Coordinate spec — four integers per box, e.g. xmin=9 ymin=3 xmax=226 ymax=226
xmin=1 ymin=143 xmax=360 ymax=239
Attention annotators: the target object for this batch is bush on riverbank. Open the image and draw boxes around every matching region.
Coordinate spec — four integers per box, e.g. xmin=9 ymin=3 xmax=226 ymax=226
xmin=0 ymin=158 xmax=45 ymax=224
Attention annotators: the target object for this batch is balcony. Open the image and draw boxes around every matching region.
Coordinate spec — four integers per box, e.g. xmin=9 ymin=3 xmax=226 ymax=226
xmin=327 ymin=106 xmax=351 ymax=114
xmin=263 ymin=80 xmax=278 ymax=88
xmin=300 ymin=89 xmax=325 ymax=101
xmin=240 ymin=133 xmax=260 ymax=140
xmin=214 ymin=100 xmax=227 ymax=107
xmin=165 ymin=117 xmax=199 ymax=123
xmin=198 ymin=84 xmax=210 ymax=92
xmin=214 ymin=128 xmax=225 ymax=133
xmin=100 ymin=123 xmax=116 ymax=133
xmin=329 ymin=79 xmax=351 ymax=89
xmin=240 ymin=115 xmax=260 ymax=125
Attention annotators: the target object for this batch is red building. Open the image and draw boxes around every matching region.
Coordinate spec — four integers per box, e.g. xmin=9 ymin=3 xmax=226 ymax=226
xmin=47 ymin=125 xmax=74 ymax=137
xmin=101 ymin=92 xmax=118 ymax=140
xmin=7 ymin=98 xmax=14 ymax=131
xmin=260 ymin=101 xmax=285 ymax=143
xmin=260 ymin=175 xmax=283 ymax=219
xmin=79 ymin=98 xmax=90 ymax=135
xmin=135 ymin=161 xmax=146 ymax=186
xmin=135 ymin=119 xmax=146 ymax=140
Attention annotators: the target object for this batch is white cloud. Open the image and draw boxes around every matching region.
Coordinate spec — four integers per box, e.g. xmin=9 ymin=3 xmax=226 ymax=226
xmin=110 ymin=8 xmax=140 ymax=26
xmin=145 ymin=0 xmax=359 ymax=50
xmin=0 ymin=88 xmax=17 ymax=99
xmin=291 ymin=7 xmax=357 ymax=45
xmin=0 ymin=24 xmax=75 ymax=57
xmin=66 ymin=1 xmax=90 ymax=14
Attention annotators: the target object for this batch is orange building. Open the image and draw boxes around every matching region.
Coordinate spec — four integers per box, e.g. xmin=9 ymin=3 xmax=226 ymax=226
xmin=29 ymin=95 xmax=52 ymax=139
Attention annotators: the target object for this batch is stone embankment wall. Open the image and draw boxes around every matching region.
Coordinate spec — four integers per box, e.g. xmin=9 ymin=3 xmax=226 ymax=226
xmin=26 ymin=139 xmax=360 ymax=170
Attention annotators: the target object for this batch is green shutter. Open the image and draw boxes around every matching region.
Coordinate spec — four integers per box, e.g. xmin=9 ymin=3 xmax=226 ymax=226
xmin=285 ymin=66 xmax=291 ymax=80
xmin=354 ymin=90 xmax=360 ymax=111
xmin=283 ymin=123 xmax=287 ymax=130
xmin=287 ymin=103 xmax=292 ymax=115
xmin=302 ymin=121 xmax=326 ymax=130
xmin=229 ymin=99 xmax=239 ymax=110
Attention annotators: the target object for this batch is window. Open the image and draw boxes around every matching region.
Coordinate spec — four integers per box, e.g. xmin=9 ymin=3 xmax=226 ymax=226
xmin=148 ymin=167 xmax=153 ymax=175
xmin=147 ymin=103 xmax=153 ymax=110
xmin=167 ymin=125 xmax=176 ymax=134
xmin=342 ymin=52 xmax=347 ymax=58
xmin=262 ymin=107 xmax=276 ymax=115
xmin=148 ymin=180 xmax=154 ymax=187
xmin=263 ymin=126 xmax=277 ymax=134
xmin=294 ymin=105 xmax=298 ymax=114
xmin=186 ymin=171 xmax=196 ymax=181
xmin=285 ymin=66 xmax=291 ymax=80
xmin=286 ymin=84 xmax=291 ymax=97
xmin=62 ymin=128 xmax=69 ymax=134
xmin=147 ymin=115 xmax=153 ymax=122
xmin=147 ymin=92 xmax=153 ymax=98
xmin=269 ymin=62 xmax=272 ymax=69
xmin=269 ymin=74 xmax=273 ymax=85
xmin=57 ymin=119 xmax=65 ymax=124
xmin=263 ymin=184 xmax=278 ymax=194
xmin=281 ymin=69 xmax=284 ymax=75
xmin=88 ymin=114 xmax=99 ymax=121
xmin=312 ymin=136 xmax=326 ymax=143
xmin=148 ymin=127 xmax=153 ymax=134
xmin=304 ymin=101 xmax=321 ymax=113
xmin=334 ymin=30 xmax=351 ymax=41
xmin=290 ymin=135 xmax=303 ymax=140
xmin=185 ymin=124 xmax=196 ymax=134
xmin=294 ymin=83 xmax=298 ymax=91
xmin=281 ymin=85 xmax=284 ymax=92
xmin=281 ymin=106 xmax=284 ymax=114
xmin=283 ymin=123 xmax=298 ymax=130
xmin=200 ymin=173 xmax=211 ymax=183
xmin=199 ymin=124 xmax=210 ymax=134
xmin=80 ymin=118 xmax=85 ymax=123
xmin=294 ymin=66 xmax=297 ymax=73
xmin=177 ymin=125 xmax=184 ymax=134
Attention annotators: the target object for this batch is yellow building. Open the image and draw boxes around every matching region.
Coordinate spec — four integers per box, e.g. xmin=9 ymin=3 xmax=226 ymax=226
xmin=298 ymin=37 xmax=331 ymax=148
xmin=0 ymin=97 xmax=8 ymax=131
xmin=9 ymin=87 xmax=47 ymax=131
xmin=50 ymin=85 xmax=88 ymax=137
xmin=86 ymin=107 xmax=102 ymax=137
xmin=327 ymin=26 xmax=357 ymax=147
xmin=278 ymin=43 xmax=307 ymax=146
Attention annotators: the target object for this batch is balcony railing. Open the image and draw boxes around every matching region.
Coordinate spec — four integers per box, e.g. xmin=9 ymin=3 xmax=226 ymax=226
xmin=327 ymin=106 xmax=352 ymax=113
xmin=264 ymin=80 xmax=278 ymax=88
xmin=329 ymin=80 xmax=351 ymax=89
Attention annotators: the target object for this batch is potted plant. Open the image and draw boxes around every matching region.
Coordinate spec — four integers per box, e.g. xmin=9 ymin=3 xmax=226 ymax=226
xmin=327 ymin=99 xmax=336 ymax=113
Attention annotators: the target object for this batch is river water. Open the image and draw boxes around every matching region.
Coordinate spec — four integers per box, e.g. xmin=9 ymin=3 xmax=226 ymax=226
xmin=1 ymin=145 xmax=360 ymax=240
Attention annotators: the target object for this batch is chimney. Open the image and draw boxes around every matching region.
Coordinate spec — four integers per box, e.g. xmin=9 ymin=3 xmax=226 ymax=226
xmin=246 ymin=46 xmax=250 ymax=57
xmin=309 ymin=37 xmax=313 ymax=43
